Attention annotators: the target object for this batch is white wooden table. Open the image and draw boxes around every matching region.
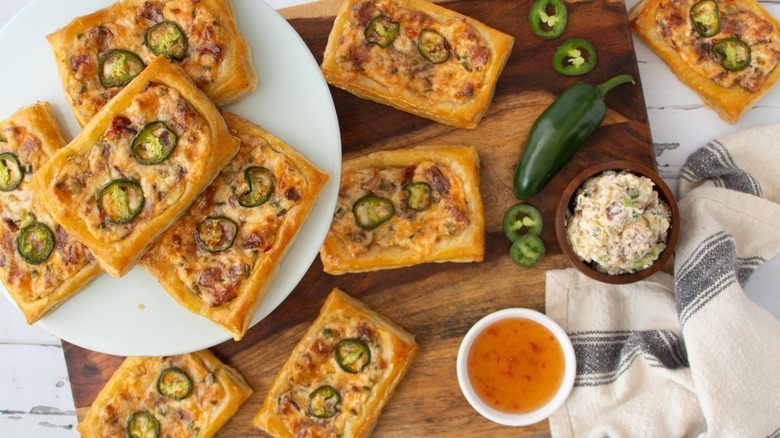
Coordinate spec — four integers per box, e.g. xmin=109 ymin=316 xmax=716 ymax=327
xmin=1 ymin=0 xmax=778 ymax=436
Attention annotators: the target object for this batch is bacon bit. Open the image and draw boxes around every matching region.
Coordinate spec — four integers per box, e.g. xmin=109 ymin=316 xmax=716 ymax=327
xmin=407 ymin=29 xmax=419 ymax=40
xmin=425 ymin=166 xmax=451 ymax=194
xmin=470 ymin=45 xmax=489 ymax=65
xmin=106 ymin=116 xmax=135 ymax=137
xmin=284 ymin=187 xmax=301 ymax=202
xmin=171 ymin=234 xmax=182 ymax=247
xmin=402 ymin=165 xmax=416 ymax=181
xmin=140 ymin=1 xmax=163 ymax=21
xmin=243 ymin=229 xmax=267 ymax=250
xmin=357 ymin=325 xmax=374 ymax=343
xmin=54 ymin=225 xmax=69 ymax=250
xmin=351 ymin=1 xmax=375 ymax=27
xmin=69 ymin=54 xmax=90 ymax=74
xmin=311 ymin=338 xmax=331 ymax=356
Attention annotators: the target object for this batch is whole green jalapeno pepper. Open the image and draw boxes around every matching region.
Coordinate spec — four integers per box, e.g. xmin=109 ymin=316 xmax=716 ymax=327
xmin=513 ymin=74 xmax=635 ymax=200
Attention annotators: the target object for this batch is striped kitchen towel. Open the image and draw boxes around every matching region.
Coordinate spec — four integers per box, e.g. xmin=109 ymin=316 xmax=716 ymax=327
xmin=546 ymin=123 xmax=780 ymax=438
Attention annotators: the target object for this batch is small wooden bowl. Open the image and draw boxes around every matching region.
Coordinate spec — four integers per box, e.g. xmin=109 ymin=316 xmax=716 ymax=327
xmin=555 ymin=160 xmax=680 ymax=284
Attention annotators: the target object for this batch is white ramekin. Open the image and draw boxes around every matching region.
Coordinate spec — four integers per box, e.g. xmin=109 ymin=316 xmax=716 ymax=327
xmin=456 ymin=308 xmax=576 ymax=426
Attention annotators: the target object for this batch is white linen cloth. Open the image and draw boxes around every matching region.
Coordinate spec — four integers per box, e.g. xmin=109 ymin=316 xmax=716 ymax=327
xmin=546 ymin=123 xmax=780 ymax=437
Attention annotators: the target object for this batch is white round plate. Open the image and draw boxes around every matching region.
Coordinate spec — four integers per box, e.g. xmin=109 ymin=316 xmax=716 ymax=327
xmin=0 ymin=0 xmax=340 ymax=356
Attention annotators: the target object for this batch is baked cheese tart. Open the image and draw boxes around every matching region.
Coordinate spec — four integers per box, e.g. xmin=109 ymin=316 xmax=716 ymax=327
xmin=0 ymin=102 xmax=102 ymax=324
xmin=320 ymin=145 xmax=484 ymax=274
xmin=254 ymin=288 xmax=419 ymax=438
xmin=320 ymin=0 xmax=514 ymax=129
xmin=629 ymin=0 xmax=780 ymax=124
xmin=140 ymin=112 xmax=330 ymax=340
xmin=31 ymin=56 xmax=240 ymax=278
xmin=47 ymin=0 xmax=257 ymax=127
xmin=77 ymin=349 xmax=252 ymax=438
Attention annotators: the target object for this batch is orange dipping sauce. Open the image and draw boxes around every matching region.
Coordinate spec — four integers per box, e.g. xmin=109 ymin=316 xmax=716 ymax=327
xmin=466 ymin=317 xmax=565 ymax=414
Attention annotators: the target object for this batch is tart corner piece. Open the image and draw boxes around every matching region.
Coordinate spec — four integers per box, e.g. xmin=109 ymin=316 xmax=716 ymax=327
xmin=253 ymin=288 xmax=419 ymax=438
xmin=31 ymin=56 xmax=240 ymax=278
xmin=0 ymin=101 xmax=103 ymax=324
xmin=628 ymin=0 xmax=780 ymax=124
xmin=140 ymin=111 xmax=330 ymax=340
xmin=46 ymin=0 xmax=257 ymax=127
xmin=320 ymin=144 xmax=484 ymax=275
xmin=320 ymin=0 xmax=514 ymax=129
xmin=77 ymin=349 xmax=252 ymax=438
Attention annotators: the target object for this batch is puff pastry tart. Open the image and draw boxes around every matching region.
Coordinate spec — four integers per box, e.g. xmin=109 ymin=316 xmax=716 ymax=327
xmin=47 ymin=0 xmax=257 ymax=127
xmin=629 ymin=0 xmax=780 ymax=124
xmin=78 ymin=349 xmax=252 ymax=438
xmin=254 ymin=288 xmax=419 ymax=438
xmin=320 ymin=145 xmax=484 ymax=275
xmin=31 ymin=56 xmax=240 ymax=278
xmin=140 ymin=112 xmax=330 ymax=340
xmin=320 ymin=0 xmax=514 ymax=129
xmin=0 ymin=102 xmax=102 ymax=324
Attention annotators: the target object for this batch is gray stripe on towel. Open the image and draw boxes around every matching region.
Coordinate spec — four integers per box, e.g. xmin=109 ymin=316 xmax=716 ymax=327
xmin=675 ymin=232 xmax=738 ymax=326
xmin=680 ymin=140 xmax=763 ymax=197
xmin=569 ymin=330 xmax=688 ymax=387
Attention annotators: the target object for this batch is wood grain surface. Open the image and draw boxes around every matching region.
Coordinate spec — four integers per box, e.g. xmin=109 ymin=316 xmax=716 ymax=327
xmin=63 ymin=0 xmax=654 ymax=436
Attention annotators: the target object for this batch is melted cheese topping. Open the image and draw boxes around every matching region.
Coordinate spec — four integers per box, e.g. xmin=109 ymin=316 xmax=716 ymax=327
xmin=64 ymin=0 xmax=229 ymax=120
xmin=276 ymin=314 xmax=391 ymax=438
xmin=654 ymin=0 xmax=780 ymax=92
xmin=0 ymin=125 xmax=95 ymax=302
xmin=332 ymin=0 xmax=491 ymax=106
xmin=50 ymin=82 xmax=209 ymax=242
xmin=149 ymin=128 xmax=309 ymax=307
xmin=95 ymin=355 xmax=226 ymax=438
xmin=330 ymin=161 xmax=471 ymax=258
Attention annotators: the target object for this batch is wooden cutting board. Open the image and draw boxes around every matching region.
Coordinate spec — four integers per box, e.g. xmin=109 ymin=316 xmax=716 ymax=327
xmin=62 ymin=0 xmax=654 ymax=436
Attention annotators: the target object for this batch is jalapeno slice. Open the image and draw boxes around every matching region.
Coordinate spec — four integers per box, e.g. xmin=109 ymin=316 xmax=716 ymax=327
xmin=365 ymin=15 xmax=399 ymax=48
xmin=238 ymin=166 xmax=274 ymax=208
xmin=16 ymin=222 xmax=55 ymax=265
xmin=404 ymin=182 xmax=431 ymax=212
xmin=712 ymin=38 xmax=751 ymax=71
xmin=509 ymin=234 xmax=545 ymax=268
xmin=690 ymin=0 xmax=720 ymax=37
xmin=131 ymin=121 xmax=177 ymax=165
xmin=335 ymin=339 xmax=371 ymax=373
xmin=0 ymin=152 xmax=24 ymax=191
xmin=352 ymin=195 xmax=394 ymax=230
xmin=196 ymin=216 xmax=238 ymax=253
xmin=145 ymin=21 xmax=188 ymax=61
xmin=126 ymin=411 xmax=159 ymax=438
xmin=307 ymin=385 xmax=340 ymax=418
xmin=418 ymin=29 xmax=450 ymax=64
xmin=529 ymin=0 xmax=568 ymax=40
xmin=503 ymin=204 xmax=542 ymax=242
xmin=552 ymin=38 xmax=596 ymax=76
xmin=156 ymin=367 xmax=192 ymax=400
xmin=97 ymin=179 xmax=145 ymax=224
xmin=98 ymin=49 xmax=145 ymax=87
